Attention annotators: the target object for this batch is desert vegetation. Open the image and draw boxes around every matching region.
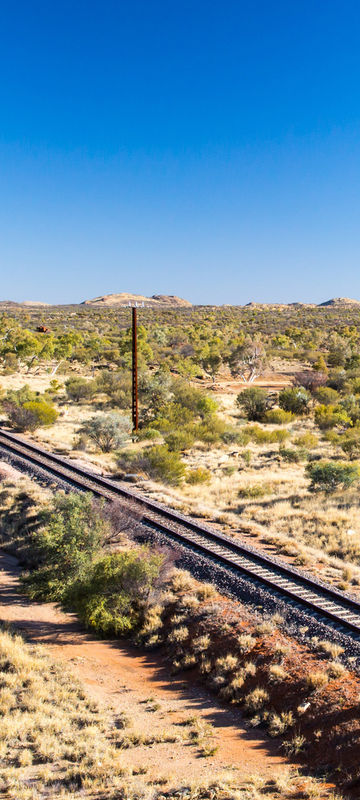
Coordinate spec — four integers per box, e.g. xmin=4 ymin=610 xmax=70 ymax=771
xmin=0 ymin=478 xmax=358 ymax=797
xmin=0 ymin=624 xmax=346 ymax=799
xmin=2 ymin=305 xmax=360 ymax=591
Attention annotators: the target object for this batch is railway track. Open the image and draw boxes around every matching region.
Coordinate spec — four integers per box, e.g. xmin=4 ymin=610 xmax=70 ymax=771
xmin=1 ymin=427 xmax=360 ymax=638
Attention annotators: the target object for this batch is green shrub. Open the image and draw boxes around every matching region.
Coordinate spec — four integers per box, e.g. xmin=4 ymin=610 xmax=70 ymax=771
xmin=306 ymin=461 xmax=360 ymax=492
xmin=241 ymin=449 xmax=252 ymax=465
xmin=314 ymin=386 xmax=339 ymax=406
xmin=65 ymin=377 xmax=96 ymax=402
xmin=245 ymin=425 xmax=290 ymax=445
xmin=293 ymin=431 xmax=318 ymax=449
xmin=327 ymin=369 xmax=347 ymax=391
xmin=165 ymin=381 xmax=217 ymax=421
xmin=348 ymin=377 xmax=360 ymax=395
xmin=280 ymin=447 xmax=307 ymax=463
xmin=278 ymin=387 xmax=311 ymax=415
xmin=95 ymin=369 xmax=132 ymax=409
xmin=238 ymin=482 xmax=273 ymax=498
xmin=236 ymin=388 xmax=267 ymax=421
xmin=135 ymin=427 xmax=161 ymax=441
xmin=314 ymin=404 xmax=352 ymax=430
xmin=22 ymin=494 xmax=109 ymax=601
xmin=68 ymin=549 xmax=162 ymax=636
xmin=79 ymin=412 xmax=131 ymax=452
xmin=186 ymin=467 xmax=211 ymax=485
xmin=4 ymin=385 xmax=37 ymax=406
xmin=221 ymin=427 xmax=246 ymax=444
xmin=22 ymin=400 xmax=58 ymax=428
xmin=165 ymin=430 xmax=195 ymax=451
xmin=264 ymin=408 xmax=294 ymax=424
xmin=145 ymin=445 xmax=185 ymax=485
xmin=3 ymin=385 xmax=58 ymax=431
xmin=195 ymin=417 xmax=227 ymax=444
xmin=338 ymin=429 xmax=360 ymax=459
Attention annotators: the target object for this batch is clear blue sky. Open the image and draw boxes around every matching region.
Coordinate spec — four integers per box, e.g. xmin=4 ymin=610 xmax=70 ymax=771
xmin=1 ymin=1 xmax=360 ymax=305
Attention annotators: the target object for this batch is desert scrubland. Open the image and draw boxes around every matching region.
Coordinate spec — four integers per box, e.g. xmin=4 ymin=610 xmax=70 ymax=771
xmin=1 ymin=300 xmax=360 ymax=796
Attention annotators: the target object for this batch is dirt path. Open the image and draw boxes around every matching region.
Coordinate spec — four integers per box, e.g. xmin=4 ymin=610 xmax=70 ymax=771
xmin=0 ymin=550 xmax=290 ymax=785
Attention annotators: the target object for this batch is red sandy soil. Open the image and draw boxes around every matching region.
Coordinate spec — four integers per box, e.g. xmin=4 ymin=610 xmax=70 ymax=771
xmin=0 ymin=550 xmax=290 ymax=785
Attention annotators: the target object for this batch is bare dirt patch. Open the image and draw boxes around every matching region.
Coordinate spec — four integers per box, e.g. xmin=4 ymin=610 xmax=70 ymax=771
xmin=0 ymin=550 xmax=288 ymax=786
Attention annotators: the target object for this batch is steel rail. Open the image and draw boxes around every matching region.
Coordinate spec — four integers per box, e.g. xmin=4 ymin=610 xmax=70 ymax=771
xmin=1 ymin=427 xmax=360 ymax=635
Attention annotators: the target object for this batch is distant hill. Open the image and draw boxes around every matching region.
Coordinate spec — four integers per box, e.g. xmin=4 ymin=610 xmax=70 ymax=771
xmin=0 ymin=300 xmax=50 ymax=307
xmin=244 ymin=298 xmax=360 ymax=309
xmin=318 ymin=297 xmax=360 ymax=307
xmin=22 ymin=300 xmax=51 ymax=307
xmin=81 ymin=293 xmax=192 ymax=308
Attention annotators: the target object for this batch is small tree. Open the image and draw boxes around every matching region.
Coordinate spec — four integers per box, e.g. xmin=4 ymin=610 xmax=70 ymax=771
xmin=294 ymin=371 xmax=327 ymax=393
xmin=228 ymin=338 xmax=267 ymax=383
xmin=312 ymin=355 xmax=328 ymax=373
xmin=23 ymin=493 xmax=109 ymax=601
xmin=199 ymin=349 xmax=222 ymax=383
xmin=80 ymin=413 xmax=131 ymax=452
xmin=65 ymin=377 xmax=96 ymax=403
xmin=306 ymin=461 xmax=359 ymax=492
xmin=236 ymin=388 xmax=267 ymax=421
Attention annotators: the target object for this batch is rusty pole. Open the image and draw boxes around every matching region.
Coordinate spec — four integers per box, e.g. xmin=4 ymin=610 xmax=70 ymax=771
xmin=132 ymin=306 xmax=139 ymax=432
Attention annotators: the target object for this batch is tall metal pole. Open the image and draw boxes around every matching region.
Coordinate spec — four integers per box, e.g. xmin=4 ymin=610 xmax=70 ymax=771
xmin=132 ymin=306 xmax=139 ymax=432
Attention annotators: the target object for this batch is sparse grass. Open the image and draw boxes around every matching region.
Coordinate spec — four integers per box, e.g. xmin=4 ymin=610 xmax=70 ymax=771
xmin=314 ymin=640 xmax=344 ymax=660
xmin=306 ymin=671 xmax=329 ymax=691
xmin=237 ymin=633 xmax=256 ymax=653
xmin=244 ymin=687 xmax=269 ymax=712
xmin=268 ymin=664 xmax=288 ymax=682
xmin=268 ymin=710 xmax=294 ymax=737
xmin=0 ymin=627 xmax=125 ymax=798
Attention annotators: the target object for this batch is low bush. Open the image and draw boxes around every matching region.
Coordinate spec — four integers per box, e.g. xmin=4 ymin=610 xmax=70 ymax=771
xmin=186 ymin=467 xmax=211 ymax=485
xmin=238 ymin=483 xmax=273 ymax=499
xmin=244 ymin=686 xmax=269 ymax=712
xmin=237 ymin=634 xmax=256 ymax=653
xmin=79 ymin=412 xmax=131 ymax=452
xmin=264 ymin=408 xmax=294 ymax=424
xmin=306 ymin=671 xmax=328 ymax=691
xmin=195 ymin=417 xmax=228 ymax=444
xmin=65 ymin=377 xmax=96 ymax=402
xmin=279 ymin=387 xmax=311 ymax=415
xmin=306 ymin=461 xmax=360 ymax=492
xmin=293 ymin=431 xmax=318 ymax=449
xmin=268 ymin=711 xmax=294 ymax=737
xmin=245 ymin=425 xmax=290 ymax=445
xmin=145 ymin=445 xmax=185 ymax=485
xmin=165 ymin=430 xmax=195 ymax=451
xmin=4 ymin=394 xmax=58 ymax=431
xmin=314 ymin=404 xmax=352 ymax=430
xmin=68 ymin=549 xmax=162 ymax=636
xmin=337 ymin=429 xmax=360 ymax=459
xmin=280 ymin=447 xmax=307 ymax=463
xmin=314 ymin=386 xmax=340 ymax=406
xmin=135 ymin=427 xmax=161 ymax=441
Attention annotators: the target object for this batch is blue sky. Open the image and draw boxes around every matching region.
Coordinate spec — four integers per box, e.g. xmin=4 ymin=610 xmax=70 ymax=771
xmin=1 ymin=1 xmax=360 ymax=305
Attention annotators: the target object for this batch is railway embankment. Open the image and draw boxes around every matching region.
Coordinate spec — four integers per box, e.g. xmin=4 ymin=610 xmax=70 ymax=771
xmin=0 ymin=474 xmax=360 ymax=797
